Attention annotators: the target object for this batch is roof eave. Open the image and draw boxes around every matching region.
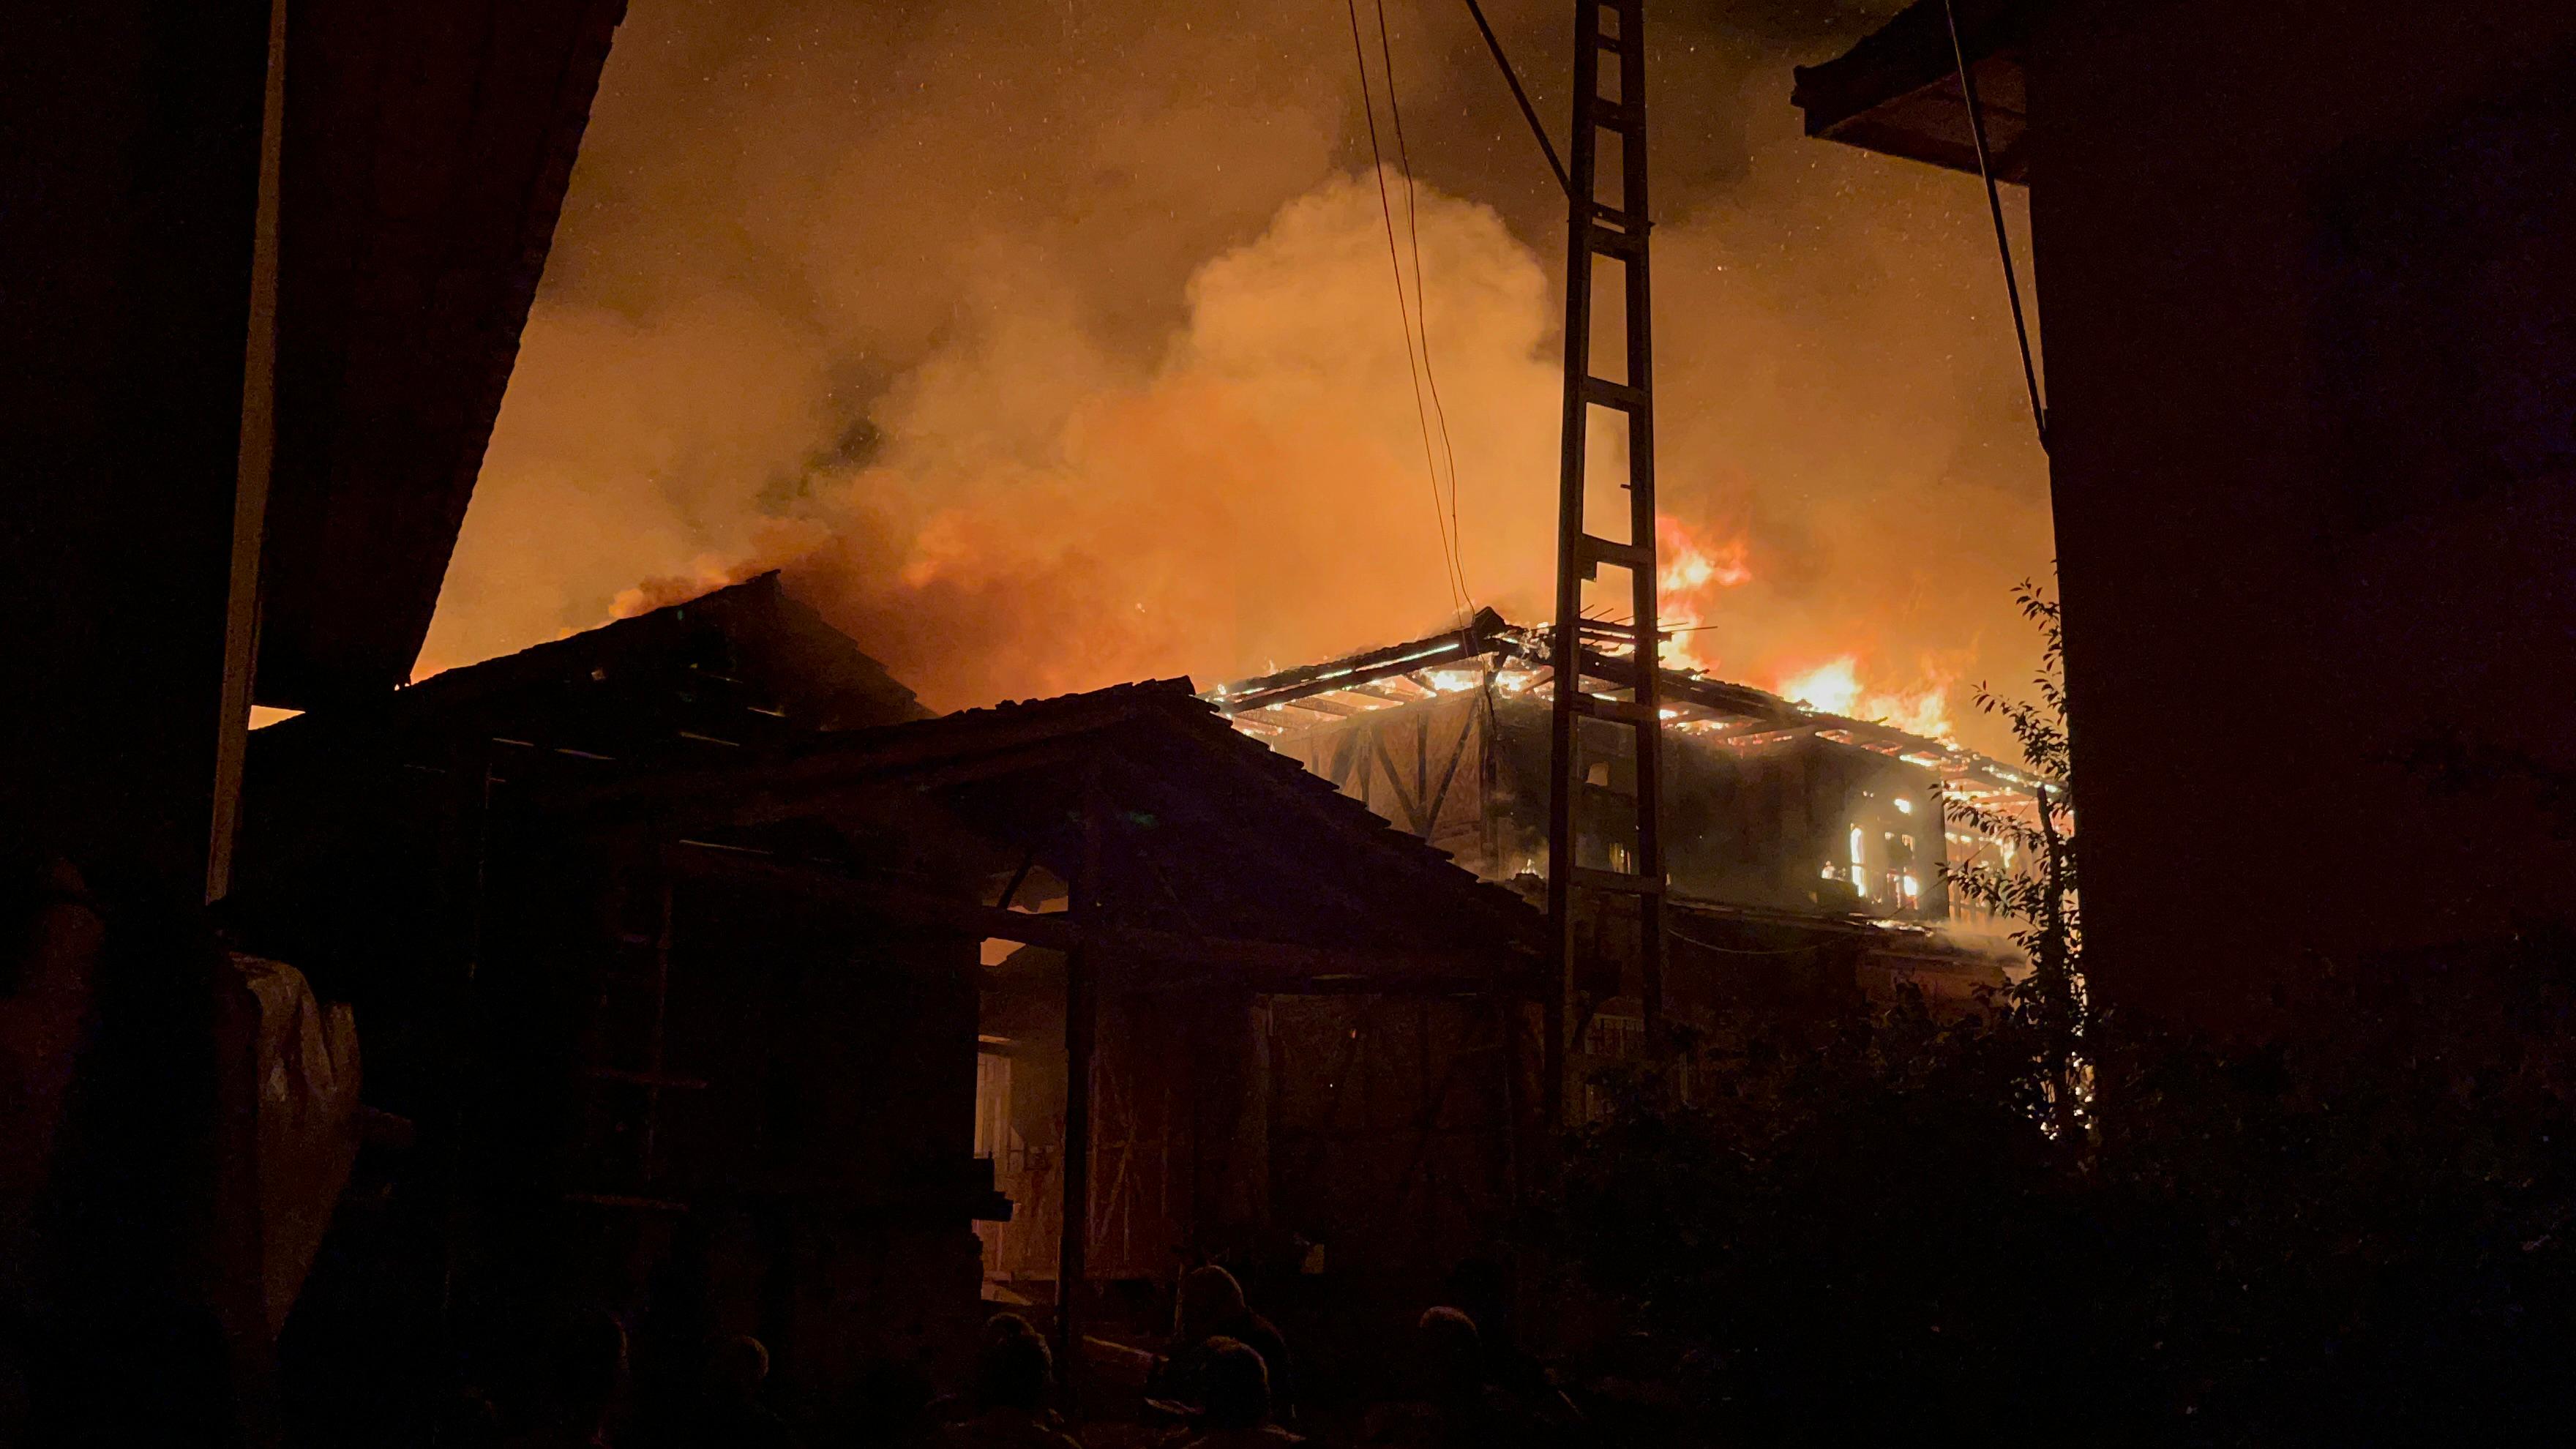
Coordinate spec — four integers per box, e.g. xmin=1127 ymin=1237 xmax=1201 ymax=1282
xmin=1790 ymin=0 xmax=2034 ymax=184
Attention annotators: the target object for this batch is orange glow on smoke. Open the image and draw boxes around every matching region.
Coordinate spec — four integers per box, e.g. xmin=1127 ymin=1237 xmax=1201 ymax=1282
xmin=416 ymin=4 xmax=2059 ymax=768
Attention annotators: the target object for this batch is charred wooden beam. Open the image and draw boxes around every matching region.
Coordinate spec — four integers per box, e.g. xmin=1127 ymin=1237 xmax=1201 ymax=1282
xmin=1213 ymin=607 xmax=1509 ymax=714
xmin=1372 ymin=730 xmax=1427 ymax=833
xmin=1422 ymin=703 xmax=1478 ymax=834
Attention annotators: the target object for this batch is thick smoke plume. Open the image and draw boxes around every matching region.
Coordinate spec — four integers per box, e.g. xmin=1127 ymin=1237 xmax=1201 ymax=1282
xmin=427 ymin=0 xmax=2053 ymax=757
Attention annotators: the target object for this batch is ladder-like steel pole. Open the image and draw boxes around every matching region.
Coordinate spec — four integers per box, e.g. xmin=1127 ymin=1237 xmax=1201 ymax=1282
xmin=1545 ymin=0 xmax=1665 ymax=1128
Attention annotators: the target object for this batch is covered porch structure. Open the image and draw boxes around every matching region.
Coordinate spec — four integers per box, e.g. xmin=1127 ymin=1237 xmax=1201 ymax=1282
xmin=555 ymin=679 xmax=1547 ymax=1378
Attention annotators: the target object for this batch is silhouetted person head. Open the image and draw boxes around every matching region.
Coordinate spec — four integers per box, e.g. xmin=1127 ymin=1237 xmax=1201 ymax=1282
xmin=1179 ymin=1265 xmax=1248 ymax=1341
xmin=711 ymin=1334 xmax=768 ymax=1405
xmin=547 ymin=1308 xmax=629 ymax=1431
xmin=983 ymin=1311 xmax=1041 ymax=1349
xmin=973 ymin=1325 xmax=1055 ymax=1412
xmin=1415 ymin=1307 xmax=1484 ymax=1398
xmin=1197 ymin=1337 xmax=1271 ymax=1431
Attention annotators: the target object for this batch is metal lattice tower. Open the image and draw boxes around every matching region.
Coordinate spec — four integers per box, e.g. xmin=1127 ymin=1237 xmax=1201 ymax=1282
xmin=1545 ymin=0 xmax=1664 ymax=1126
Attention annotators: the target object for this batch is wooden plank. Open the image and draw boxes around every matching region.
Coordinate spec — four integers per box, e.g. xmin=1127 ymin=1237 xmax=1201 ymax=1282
xmin=1322 ymin=725 xmax=1363 ymax=790
xmin=1211 ymin=609 xmax=1505 ymax=713
xmin=1372 ymin=729 xmax=1426 ymax=832
xmin=1423 ymin=700 xmax=1479 ymax=832
xmin=1415 ymin=714 xmax=1429 ymax=820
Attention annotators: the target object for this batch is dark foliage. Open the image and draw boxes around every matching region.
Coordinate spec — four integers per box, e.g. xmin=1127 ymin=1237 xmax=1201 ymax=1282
xmin=1535 ymin=936 xmax=2576 ymax=1446
xmin=1532 ymin=583 xmax=2576 ymax=1445
xmin=1945 ymin=579 xmax=2083 ymax=1137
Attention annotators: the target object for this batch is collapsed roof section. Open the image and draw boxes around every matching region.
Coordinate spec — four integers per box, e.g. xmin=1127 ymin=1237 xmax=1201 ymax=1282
xmin=1207 ymin=607 xmax=2052 ymax=815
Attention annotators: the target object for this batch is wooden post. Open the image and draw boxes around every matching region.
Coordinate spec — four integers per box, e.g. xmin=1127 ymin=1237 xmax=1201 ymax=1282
xmin=206 ymin=0 xmax=286 ymax=905
xmin=1057 ymin=765 xmax=1106 ymax=1377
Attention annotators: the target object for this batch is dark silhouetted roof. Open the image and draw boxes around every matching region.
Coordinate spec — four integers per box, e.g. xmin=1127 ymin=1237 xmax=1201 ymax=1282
xmin=555 ymin=675 xmax=1546 ymax=965
xmin=252 ymin=572 xmax=924 ymax=765
xmin=257 ymin=0 xmax=629 ymax=708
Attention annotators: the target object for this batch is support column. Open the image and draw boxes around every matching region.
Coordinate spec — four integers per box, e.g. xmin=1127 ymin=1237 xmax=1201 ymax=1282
xmin=1056 ymin=765 xmax=1107 ymax=1378
xmin=206 ymin=0 xmax=287 ymax=904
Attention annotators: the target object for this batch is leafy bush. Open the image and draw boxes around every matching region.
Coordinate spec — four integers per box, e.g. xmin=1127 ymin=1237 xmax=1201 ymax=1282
xmin=1536 ymin=936 xmax=2576 ymax=1445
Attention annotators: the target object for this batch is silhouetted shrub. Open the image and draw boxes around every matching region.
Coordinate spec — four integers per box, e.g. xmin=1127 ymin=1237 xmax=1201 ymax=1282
xmin=1535 ymin=930 xmax=2576 ymax=1445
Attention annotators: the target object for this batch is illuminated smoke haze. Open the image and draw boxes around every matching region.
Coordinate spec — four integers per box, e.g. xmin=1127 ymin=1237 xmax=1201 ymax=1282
xmin=424 ymin=0 xmax=2053 ymax=757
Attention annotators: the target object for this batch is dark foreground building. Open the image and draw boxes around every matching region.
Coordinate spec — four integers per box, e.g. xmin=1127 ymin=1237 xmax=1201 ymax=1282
xmin=238 ymin=577 xmax=1543 ymax=1436
xmin=1797 ymin=0 xmax=2576 ymax=1032
xmin=3 ymin=6 xmax=628 ymax=1441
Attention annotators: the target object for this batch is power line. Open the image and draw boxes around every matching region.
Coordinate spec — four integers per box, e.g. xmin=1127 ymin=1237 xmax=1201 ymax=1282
xmin=1344 ymin=0 xmax=1468 ymax=621
xmin=1940 ymin=0 xmax=2047 ymax=452
xmin=1461 ymin=0 xmax=1569 ymax=198
xmin=1373 ymin=0 xmax=1475 ymax=613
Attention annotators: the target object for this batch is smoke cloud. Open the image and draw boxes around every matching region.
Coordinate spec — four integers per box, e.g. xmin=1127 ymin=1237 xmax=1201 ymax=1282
xmin=426 ymin=0 xmax=2053 ymax=757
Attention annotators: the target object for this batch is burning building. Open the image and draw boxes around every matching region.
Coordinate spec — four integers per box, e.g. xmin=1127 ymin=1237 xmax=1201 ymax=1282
xmin=1210 ymin=608 xmax=2049 ymax=1026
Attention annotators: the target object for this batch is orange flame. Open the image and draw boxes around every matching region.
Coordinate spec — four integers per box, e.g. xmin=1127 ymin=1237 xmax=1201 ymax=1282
xmin=1777 ymin=654 xmax=1954 ymax=740
xmin=1658 ymin=514 xmax=1751 ymax=597
xmin=1778 ymin=656 xmax=1862 ymax=714
xmin=1655 ymin=513 xmax=1753 ymax=673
